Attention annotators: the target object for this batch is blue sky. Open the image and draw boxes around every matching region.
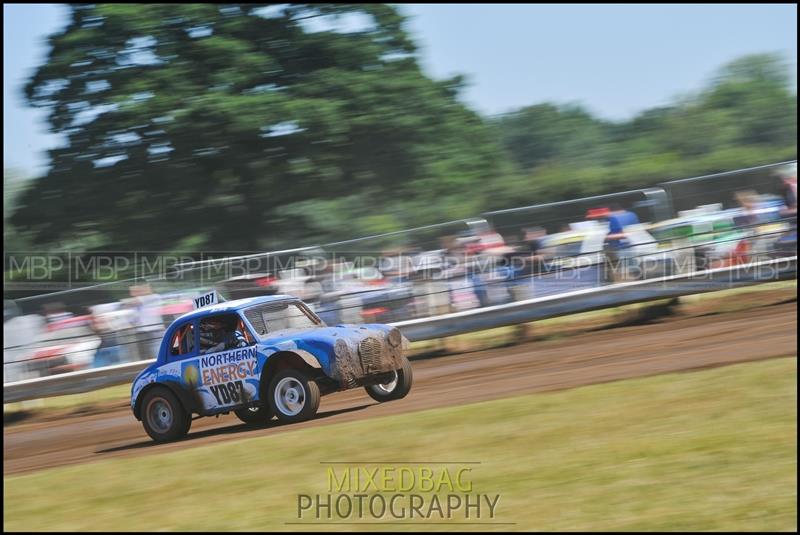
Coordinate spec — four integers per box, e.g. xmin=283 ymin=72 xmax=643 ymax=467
xmin=3 ymin=3 xmax=797 ymax=177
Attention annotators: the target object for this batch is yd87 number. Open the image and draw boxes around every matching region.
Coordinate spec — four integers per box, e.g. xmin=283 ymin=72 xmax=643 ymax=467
xmin=209 ymin=380 xmax=246 ymax=405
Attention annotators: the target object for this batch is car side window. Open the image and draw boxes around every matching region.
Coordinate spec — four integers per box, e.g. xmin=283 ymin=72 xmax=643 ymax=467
xmin=170 ymin=322 xmax=195 ymax=358
xmin=198 ymin=313 xmax=255 ymax=355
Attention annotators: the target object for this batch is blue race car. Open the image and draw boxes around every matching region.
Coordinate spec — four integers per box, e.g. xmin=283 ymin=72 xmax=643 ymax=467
xmin=130 ymin=294 xmax=412 ymax=442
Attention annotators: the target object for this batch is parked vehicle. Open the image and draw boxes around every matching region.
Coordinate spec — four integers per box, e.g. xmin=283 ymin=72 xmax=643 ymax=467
xmin=537 ymin=220 xmax=677 ymax=282
xmin=26 ymin=315 xmax=101 ymax=378
xmin=648 ymin=202 xmax=791 ymax=269
xmin=316 ymin=264 xmax=416 ymax=325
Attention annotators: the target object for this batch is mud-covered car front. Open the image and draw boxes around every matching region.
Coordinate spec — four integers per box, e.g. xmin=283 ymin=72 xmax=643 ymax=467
xmin=325 ymin=324 xmax=408 ymax=389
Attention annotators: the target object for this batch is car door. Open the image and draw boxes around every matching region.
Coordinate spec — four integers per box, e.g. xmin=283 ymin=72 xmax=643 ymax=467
xmin=155 ymin=319 xmax=200 ymax=385
xmin=186 ymin=313 xmax=261 ymax=413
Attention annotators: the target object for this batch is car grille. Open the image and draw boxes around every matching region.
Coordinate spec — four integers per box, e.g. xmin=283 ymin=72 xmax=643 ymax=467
xmin=358 ymin=337 xmax=382 ymax=373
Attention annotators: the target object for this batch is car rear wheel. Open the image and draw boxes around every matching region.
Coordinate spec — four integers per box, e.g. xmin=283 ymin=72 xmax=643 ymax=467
xmin=234 ymin=404 xmax=273 ymax=425
xmin=365 ymin=355 xmax=413 ymax=402
xmin=268 ymin=369 xmax=320 ymax=423
xmin=141 ymin=387 xmax=191 ymax=442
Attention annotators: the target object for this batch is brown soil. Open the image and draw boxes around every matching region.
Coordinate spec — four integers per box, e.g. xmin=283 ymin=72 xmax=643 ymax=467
xmin=3 ymin=291 xmax=796 ymax=476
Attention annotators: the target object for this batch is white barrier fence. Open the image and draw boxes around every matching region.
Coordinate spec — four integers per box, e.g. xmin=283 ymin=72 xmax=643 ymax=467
xmin=3 ymin=256 xmax=796 ymax=404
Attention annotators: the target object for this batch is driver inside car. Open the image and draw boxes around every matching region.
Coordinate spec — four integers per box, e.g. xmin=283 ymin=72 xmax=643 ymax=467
xmin=199 ymin=317 xmax=249 ymax=354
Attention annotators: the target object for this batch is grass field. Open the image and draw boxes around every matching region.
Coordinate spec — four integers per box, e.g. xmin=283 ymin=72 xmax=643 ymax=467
xmin=3 ymin=383 xmax=131 ymax=414
xmin=4 ymin=356 xmax=796 ymax=531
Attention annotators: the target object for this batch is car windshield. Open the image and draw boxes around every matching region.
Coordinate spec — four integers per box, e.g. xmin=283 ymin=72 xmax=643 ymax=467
xmin=243 ymin=301 xmax=322 ymax=338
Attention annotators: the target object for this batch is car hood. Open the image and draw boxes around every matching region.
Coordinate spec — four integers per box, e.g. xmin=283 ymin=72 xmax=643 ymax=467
xmin=257 ymin=323 xmax=394 ymax=347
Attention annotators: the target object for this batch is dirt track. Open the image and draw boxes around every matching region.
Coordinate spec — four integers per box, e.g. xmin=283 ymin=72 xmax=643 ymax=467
xmin=4 ymin=294 xmax=797 ymax=476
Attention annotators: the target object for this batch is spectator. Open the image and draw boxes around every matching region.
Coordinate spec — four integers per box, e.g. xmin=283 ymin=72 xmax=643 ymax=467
xmin=775 ymin=175 xmax=798 ymax=257
xmin=734 ymin=190 xmax=761 ymax=226
xmin=605 ymin=204 xmax=641 ymax=249
xmin=517 ymin=226 xmax=547 ymax=276
xmin=779 ymin=176 xmax=797 ymax=218
xmin=129 ymin=284 xmax=164 ymax=361
xmin=89 ymin=311 xmax=127 ymax=368
xmin=596 ymin=204 xmax=641 ymax=282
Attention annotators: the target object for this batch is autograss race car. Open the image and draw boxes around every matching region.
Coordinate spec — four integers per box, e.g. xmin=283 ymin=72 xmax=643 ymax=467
xmin=130 ymin=293 xmax=413 ymax=442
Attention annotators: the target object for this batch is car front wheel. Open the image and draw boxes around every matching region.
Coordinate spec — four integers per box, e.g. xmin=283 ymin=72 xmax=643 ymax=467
xmin=268 ymin=369 xmax=321 ymax=423
xmin=365 ymin=355 xmax=413 ymax=402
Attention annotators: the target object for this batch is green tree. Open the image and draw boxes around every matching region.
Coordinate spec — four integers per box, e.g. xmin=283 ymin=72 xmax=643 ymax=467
xmin=492 ymin=52 xmax=796 ymax=209
xmin=704 ymin=53 xmax=797 ymax=146
xmin=13 ymin=3 xmax=509 ymax=251
xmin=628 ymin=53 xmax=796 ymax=159
xmin=492 ymin=103 xmax=611 ymax=170
xmin=3 ymin=167 xmax=35 ymax=252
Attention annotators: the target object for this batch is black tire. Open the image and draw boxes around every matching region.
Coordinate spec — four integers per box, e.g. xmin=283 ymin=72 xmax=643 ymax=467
xmin=141 ymin=386 xmax=191 ymax=442
xmin=267 ymin=369 xmax=321 ymax=423
xmin=234 ymin=404 xmax=273 ymax=425
xmin=365 ymin=355 xmax=413 ymax=402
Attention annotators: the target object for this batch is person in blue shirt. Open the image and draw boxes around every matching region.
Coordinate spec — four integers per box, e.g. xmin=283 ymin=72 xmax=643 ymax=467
xmin=596 ymin=204 xmax=640 ymax=283
xmin=606 ymin=204 xmax=641 ymax=250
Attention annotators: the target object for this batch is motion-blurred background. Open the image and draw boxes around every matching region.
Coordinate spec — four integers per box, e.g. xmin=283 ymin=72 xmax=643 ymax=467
xmin=3 ymin=5 xmax=797 ymax=532
xmin=3 ymin=4 xmax=798 ymax=381
xmin=4 ymin=4 xmax=796 ymax=253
